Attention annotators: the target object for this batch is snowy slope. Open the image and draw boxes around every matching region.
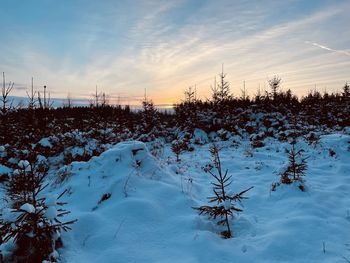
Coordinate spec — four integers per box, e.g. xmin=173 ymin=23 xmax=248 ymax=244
xmin=52 ymin=135 xmax=350 ymax=263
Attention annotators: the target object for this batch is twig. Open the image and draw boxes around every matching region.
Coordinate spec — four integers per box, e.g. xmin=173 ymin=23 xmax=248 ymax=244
xmin=180 ymin=171 xmax=184 ymax=193
xmin=123 ymin=172 xmax=132 ymax=198
xmin=342 ymin=255 xmax=350 ymax=263
xmin=82 ymin=234 xmax=91 ymax=247
xmin=114 ymin=218 xmax=126 ymax=239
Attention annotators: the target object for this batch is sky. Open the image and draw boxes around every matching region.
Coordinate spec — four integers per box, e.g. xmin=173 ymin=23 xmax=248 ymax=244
xmin=1 ymin=0 xmax=350 ymax=106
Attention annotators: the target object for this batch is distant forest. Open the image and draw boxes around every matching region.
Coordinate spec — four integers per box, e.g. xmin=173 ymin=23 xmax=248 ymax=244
xmin=1 ymin=70 xmax=349 ymax=166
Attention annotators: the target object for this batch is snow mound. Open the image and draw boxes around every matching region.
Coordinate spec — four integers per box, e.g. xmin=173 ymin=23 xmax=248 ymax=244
xmin=193 ymin=129 xmax=209 ymax=144
xmin=57 ymin=141 xmax=198 ymax=262
xmin=38 ymin=137 xmax=53 ymax=148
xmin=71 ymin=141 xmax=165 ymax=180
xmin=0 ymin=164 xmax=11 ymax=175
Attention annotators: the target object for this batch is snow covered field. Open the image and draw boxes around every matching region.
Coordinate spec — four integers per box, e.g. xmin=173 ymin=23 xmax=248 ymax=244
xmin=33 ymin=133 xmax=350 ymax=263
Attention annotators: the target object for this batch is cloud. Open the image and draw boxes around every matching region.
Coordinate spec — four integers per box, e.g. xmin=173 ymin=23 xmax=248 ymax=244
xmin=305 ymin=41 xmax=350 ymax=57
xmin=1 ymin=0 xmax=349 ymax=103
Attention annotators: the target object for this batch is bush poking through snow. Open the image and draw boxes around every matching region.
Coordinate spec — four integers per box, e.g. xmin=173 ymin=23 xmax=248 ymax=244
xmin=171 ymin=140 xmax=187 ymax=162
xmin=0 ymin=157 xmax=76 ymax=262
xmin=305 ymin=132 xmax=320 ymax=145
xmin=328 ymin=148 xmax=336 ymax=157
xmin=272 ymin=140 xmax=308 ymax=191
xmin=193 ymin=144 xmax=253 ymax=238
xmin=92 ymin=193 xmax=112 ymax=211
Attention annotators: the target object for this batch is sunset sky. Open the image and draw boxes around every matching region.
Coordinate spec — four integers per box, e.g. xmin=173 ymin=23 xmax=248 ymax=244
xmin=1 ymin=0 xmax=349 ymax=106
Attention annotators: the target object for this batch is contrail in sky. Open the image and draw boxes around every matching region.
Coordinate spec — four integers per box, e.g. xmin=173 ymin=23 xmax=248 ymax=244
xmin=305 ymin=41 xmax=350 ymax=57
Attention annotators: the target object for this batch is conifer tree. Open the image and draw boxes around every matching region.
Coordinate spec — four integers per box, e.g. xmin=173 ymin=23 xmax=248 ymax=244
xmin=171 ymin=140 xmax=187 ymax=162
xmin=194 ymin=144 xmax=253 ymax=238
xmin=268 ymin=75 xmax=281 ymax=101
xmin=272 ymin=139 xmax=308 ymax=191
xmin=180 ymin=86 xmax=199 ymax=131
xmin=1 ymin=72 xmax=14 ymax=115
xmin=342 ymin=82 xmax=349 ymax=98
xmin=141 ymin=96 xmax=160 ymax=134
xmin=213 ymin=66 xmax=231 ymax=104
xmin=0 ymin=155 xmax=75 ymax=262
xmin=184 ymin=86 xmax=196 ymax=104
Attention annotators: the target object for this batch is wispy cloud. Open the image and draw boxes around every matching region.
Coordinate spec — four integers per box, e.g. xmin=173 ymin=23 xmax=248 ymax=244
xmin=0 ymin=0 xmax=349 ymax=104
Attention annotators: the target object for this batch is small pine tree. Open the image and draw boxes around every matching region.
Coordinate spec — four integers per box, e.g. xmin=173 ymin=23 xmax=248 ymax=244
xmin=272 ymin=140 xmax=308 ymax=191
xmin=0 ymin=156 xmax=76 ymax=262
xmin=194 ymin=144 xmax=253 ymax=238
xmin=213 ymin=66 xmax=231 ymax=104
xmin=141 ymin=97 xmax=160 ymax=134
xmin=184 ymin=86 xmax=196 ymax=104
xmin=171 ymin=140 xmax=186 ymax=162
xmin=342 ymin=82 xmax=349 ymax=98
xmin=268 ymin=75 xmax=281 ymax=101
xmin=1 ymin=72 xmax=14 ymax=115
xmin=6 ymin=159 xmax=49 ymax=208
xmin=171 ymin=141 xmax=181 ymax=162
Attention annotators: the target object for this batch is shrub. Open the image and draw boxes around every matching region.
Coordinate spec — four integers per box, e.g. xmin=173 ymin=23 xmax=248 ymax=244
xmin=328 ymin=148 xmax=336 ymax=157
xmin=305 ymin=132 xmax=320 ymax=145
xmin=251 ymin=139 xmax=265 ymax=148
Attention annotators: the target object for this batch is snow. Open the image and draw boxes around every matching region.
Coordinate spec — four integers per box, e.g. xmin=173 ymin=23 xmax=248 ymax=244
xmin=223 ymin=199 xmax=231 ymax=210
xmin=44 ymin=206 xmax=57 ymax=220
xmin=1 ymin=208 xmax=17 ymax=222
xmin=0 ymin=164 xmax=11 ymax=175
xmin=2 ymin=134 xmax=350 ymax=262
xmin=0 ymin=146 xmax=6 ymax=159
xmin=20 ymin=203 xmax=35 ymax=213
xmin=44 ymin=134 xmax=349 ymax=262
xmin=46 ymin=195 xmax=58 ymax=206
xmin=38 ymin=138 xmax=53 ymax=148
xmin=18 ymin=160 xmax=31 ymax=171
xmin=36 ymin=154 xmax=48 ymax=164
xmin=193 ymin=128 xmax=209 ymax=144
